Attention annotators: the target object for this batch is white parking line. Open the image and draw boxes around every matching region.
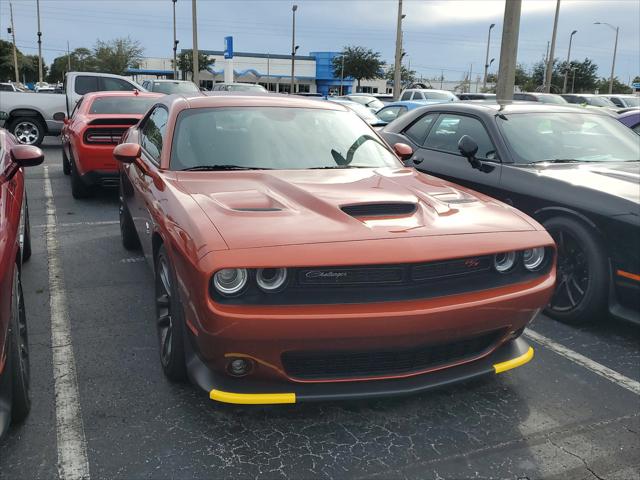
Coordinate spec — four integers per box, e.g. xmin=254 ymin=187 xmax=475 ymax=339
xmin=33 ymin=220 xmax=118 ymax=229
xmin=525 ymin=329 xmax=640 ymax=396
xmin=44 ymin=166 xmax=91 ymax=480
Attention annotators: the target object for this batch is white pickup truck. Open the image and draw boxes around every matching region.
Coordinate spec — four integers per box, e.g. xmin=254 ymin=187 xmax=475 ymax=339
xmin=0 ymin=72 xmax=144 ymax=146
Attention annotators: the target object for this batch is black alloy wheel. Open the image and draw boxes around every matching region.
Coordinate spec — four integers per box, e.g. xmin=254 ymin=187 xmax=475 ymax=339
xmin=10 ymin=266 xmax=31 ymax=422
xmin=10 ymin=117 xmax=45 ymax=146
xmin=543 ymin=216 xmax=608 ymax=324
xmin=154 ymin=246 xmax=187 ymax=381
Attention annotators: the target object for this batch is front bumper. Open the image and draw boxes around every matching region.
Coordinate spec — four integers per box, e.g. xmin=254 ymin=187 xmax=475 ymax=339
xmin=187 ymin=337 xmax=533 ymax=404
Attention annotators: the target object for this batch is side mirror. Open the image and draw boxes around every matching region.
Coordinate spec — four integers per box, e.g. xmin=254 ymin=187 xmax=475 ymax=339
xmin=457 ymin=135 xmax=481 ymax=169
xmin=11 ymin=145 xmax=44 ymax=168
xmin=53 ymin=111 xmax=66 ymax=122
xmin=393 ymin=142 xmax=413 ymax=161
xmin=113 ymin=143 xmax=141 ymax=164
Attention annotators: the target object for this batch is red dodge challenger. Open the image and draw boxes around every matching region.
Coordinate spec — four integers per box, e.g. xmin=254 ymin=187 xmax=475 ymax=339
xmin=61 ymin=90 xmax=162 ymax=198
xmin=0 ymin=128 xmax=43 ymax=436
xmin=114 ymin=94 xmax=555 ymax=404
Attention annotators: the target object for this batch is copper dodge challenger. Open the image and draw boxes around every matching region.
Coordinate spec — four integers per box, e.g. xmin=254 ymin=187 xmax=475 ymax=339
xmin=114 ymin=94 xmax=555 ymax=404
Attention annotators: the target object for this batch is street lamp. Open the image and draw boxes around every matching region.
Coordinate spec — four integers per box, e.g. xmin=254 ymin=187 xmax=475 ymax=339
xmin=562 ymin=30 xmax=577 ymax=93
xmin=571 ymin=67 xmax=577 ymax=93
xmin=290 ymin=4 xmax=298 ymax=94
xmin=172 ymin=0 xmax=178 ymax=79
xmin=482 ymin=23 xmax=495 ymax=91
xmin=594 ymin=21 xmax=619 ymax=94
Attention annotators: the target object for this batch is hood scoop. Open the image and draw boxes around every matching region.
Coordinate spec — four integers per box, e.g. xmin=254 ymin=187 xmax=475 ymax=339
xmin=341 ymin=202 xmax=417 ymax=218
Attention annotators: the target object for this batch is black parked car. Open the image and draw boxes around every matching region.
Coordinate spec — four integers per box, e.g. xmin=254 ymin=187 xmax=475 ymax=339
xmin=380 ymin=102 xmax=640 ymax=325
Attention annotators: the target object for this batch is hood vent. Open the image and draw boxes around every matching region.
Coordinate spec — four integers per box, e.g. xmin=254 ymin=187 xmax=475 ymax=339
xmin=341 ymin=202 xmax=417 ymax=218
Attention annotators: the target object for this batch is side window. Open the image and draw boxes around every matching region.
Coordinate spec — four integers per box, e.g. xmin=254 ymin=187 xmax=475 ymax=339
xmin=70 ymin=98 xmax=83 ymax=119
xmin=140 ymin=107 xmax=168 ymax=163
xmin=403 ymin=114 xmax=437 ymax=145
xmin=75 ymin=76 xmax=99 ymax=95
xmin=424 ymin=114 xmax=497 ymax=160
xmin=101 ymin=77 xmax=136 ymax=92
xmin=377 ymin=106 xmax=402 ymax=123
xmin=400 ymin=91 xmax=412 ymax=101
xmin=413 ymin=91 xmax=425 ymax=100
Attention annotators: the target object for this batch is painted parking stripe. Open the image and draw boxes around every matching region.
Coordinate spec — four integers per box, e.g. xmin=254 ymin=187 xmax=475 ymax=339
xmin=525 ymin=329 xmax=640 ymax=396
xmin=44 ymin=166 xmax=91 ymax=480
xmin=33 ymin=220 xmax=118 ymax=229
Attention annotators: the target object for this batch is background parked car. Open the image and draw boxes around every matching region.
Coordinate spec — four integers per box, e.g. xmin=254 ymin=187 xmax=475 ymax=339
xmin=617 ymin=109 xmax=640 ymax=133
xmin=512 ymin=92 xmax=568 ymax=104
xmin=0 ymin=72 xmax=145 ymax=146
xmin=210 ymin=83 xmax=267 ymax=93
xmin=399 ymin=89 xmax=459 ymax=103
xmin=601 ymin=94 xmax=640 ymax=109
xmin=140 ymin=79 xmax=200 ymax=95
xmin=561 ymin=93 xmax=617 ymax=108
xmin=376 ymin=100 xmax=443 ymax=124
xmin=380 ymin=102 xmax=640 ymax=325
xmin=336 ymin=94 xmax=384 ymax=113
xmin=0 ymin=83 xmax=27 ymax=93
xmin=0 ymin=129 xmax=43 ymax=438
xmin=458 ymin=93 xmax=497 ymax=101
xmin=327 ymin=98 xmax=386 ymax=126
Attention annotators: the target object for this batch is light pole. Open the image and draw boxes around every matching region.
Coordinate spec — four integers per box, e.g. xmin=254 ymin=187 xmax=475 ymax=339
xmin=191 ymin=0 xmax=199 ymax=87
xmin=571 ymin=67 xmax=577 ymax=93
xmin=594 ymin=22 xmax=619 ymax=94
xmin=393 ymin=0 xmax=404 ymax=100
xmin=290 ymin=4 xmax=298 ymax=94
xmin=562 ymin=30 xmax=577 ymax=93
xmin=544 ymin=0 xmax=561 ymax=93
xmin=172 ymin=0 xmax=178 ymax=79
xmin=482 ymin=23 xmax=495 ymax=91
xmin=340 ymin=54 xmax=345 ymax=95
xmin=9 ymin=2 xmax=19 ymax=83
xmin=496 ymin=0 xmax=522 ymax=101
xmin=36 ymin=0 xmax=43 ymax=83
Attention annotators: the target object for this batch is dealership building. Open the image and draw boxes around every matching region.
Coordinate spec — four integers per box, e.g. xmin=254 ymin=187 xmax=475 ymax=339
xmin=128 ymin=50 xmax=392 ymax=96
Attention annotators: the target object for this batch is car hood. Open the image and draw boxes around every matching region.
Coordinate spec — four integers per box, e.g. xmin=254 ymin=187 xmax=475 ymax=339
xmin=529 ymin=162 xmax=640 ymax=205
xmin=178 ymin=168 xmax=537 ymax=249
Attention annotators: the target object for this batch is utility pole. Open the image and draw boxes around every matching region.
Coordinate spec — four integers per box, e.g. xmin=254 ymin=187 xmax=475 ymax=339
xmin=571 ymin=68 xmax=576 ymax=93
xmin=392 ymin=0 xmax=403 ymax=100
xmin=191 ymin=0 xmax=199 ymax=87
xmin=542 ymin=41 xmax=550 ymax=89
xmin=440 ymin=70 xmax=443 ymax=89
xmin=67 ymin=41 xmax=71 ymax=72
xmin=496 ymin=0 xmax=522 ymax=101
xmin=469 ymin=63 xmax=473 ymax=93
xmin=340 ymin=54 xmax=345 ymax=95
xmin=562 ymin=30 xmax=577 ymax=93
xmin=9 ymin=3 xmax=20 ymax=83
xmin=482 ymin=23 xmax=495 ymax=91
xmin=290 ymin=4 xmax=298 ymax=94
xmin=544 ymin=0 xmax=560 ymax=93
xmin=36 ymin=0 xmax=43 ymax=83
xmin=172 ymin=0 xmax=178 ymax=79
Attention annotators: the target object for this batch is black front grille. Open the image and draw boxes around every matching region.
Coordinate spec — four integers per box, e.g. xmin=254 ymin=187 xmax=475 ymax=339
xmin=282 ymin=330 xmax=503 ymax=380
xmin=341 ymin=202 xmax=416 ymax=217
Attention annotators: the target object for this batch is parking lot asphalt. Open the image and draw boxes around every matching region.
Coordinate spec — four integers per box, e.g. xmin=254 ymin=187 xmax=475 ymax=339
xmin=0 ymin=140 xmax=638 ymax=480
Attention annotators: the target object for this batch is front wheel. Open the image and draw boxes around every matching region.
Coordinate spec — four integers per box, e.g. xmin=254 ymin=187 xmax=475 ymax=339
xmin=543 ymin=216 xmax=608 ymax=324
xmin=154 ymin=246 xmax=187 ymax=381
xmin=9 ymin=117 xmax=45 ymax=146
xmin=9 ymin=267 xmax=31 ymax=423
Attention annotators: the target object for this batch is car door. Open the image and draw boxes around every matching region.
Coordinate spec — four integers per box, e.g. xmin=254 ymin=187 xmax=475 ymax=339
xmin=406 ymin=112 xmax=502 ymax=195
xmin=130 ymin=106 xmax=169 ymax=263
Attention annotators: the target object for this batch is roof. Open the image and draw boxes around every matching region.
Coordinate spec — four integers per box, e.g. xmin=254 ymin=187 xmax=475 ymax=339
xmin=171 ymin=92 xmax=348 ymax=111
xmin=146 ymin=79 xmax=194 ymax=84
xmin=79 ymin=91 xmax=163 ymax=101
xmin=409 ymin=101 xmax=614 ymax=116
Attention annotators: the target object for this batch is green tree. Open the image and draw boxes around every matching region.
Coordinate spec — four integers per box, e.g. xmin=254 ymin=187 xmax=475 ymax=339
xmin=19 ymin=54 xmax=47 ymax=84
xmin=595 ymin=77 xmax=632 ymax=94
xmin=0 ymin=40 xmax=18 ymax=82
xmin=332 ymin=46 xmax=385 ymax=90
xmin=175 ymin=50 xmax=215 ymax=76
xmin=47 ymin=47 xmax=97 ymax=83
xmin=632 ymin=76 xmax=640 ymax=84
xmin=385 ymin=65 xmax=417 ymax=87
xmin=555 ymin=58 xmax=599 ymax=93
xmin=93 ymin=37 xmax=143 ymax=75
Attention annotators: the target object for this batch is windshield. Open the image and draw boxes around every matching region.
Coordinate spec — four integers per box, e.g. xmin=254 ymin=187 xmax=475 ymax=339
xmin=88 ymin=97 xmax=157 ymax=115
xmin=170 ymin=107 xmax=400 ymax=170
xmin=498 ymin=112 xmax=640 ymax=163
xmin=152 ymin=82 xmax=199 ymax=94
xmin=585 ymin=96 xmax=616 ymax=107
xmin=536 ymin=94 xmax=568 ymax=105
xmin=424 ymin=91 xmax=456 ymax=101
xmin=227 ymin=84 xmax=268 ymax=92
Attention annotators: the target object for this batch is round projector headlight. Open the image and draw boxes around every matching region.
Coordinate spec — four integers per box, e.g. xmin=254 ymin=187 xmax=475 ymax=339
xmin=213 ymin=268 xmax=248 ymax=296
xmin=256 ymin=268 xmax=288 ymax=292
xmin=494 ymin=251 xmax=517 ymax=273
xmin=523 ymin=247 xmax=545 ymax=271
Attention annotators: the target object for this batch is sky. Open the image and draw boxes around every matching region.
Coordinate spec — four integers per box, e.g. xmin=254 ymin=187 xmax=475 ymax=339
xmin=1 ymin=0 xmax=639 ymax=83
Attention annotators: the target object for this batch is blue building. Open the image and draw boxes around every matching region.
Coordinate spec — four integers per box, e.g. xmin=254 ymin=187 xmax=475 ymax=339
xmin=311 ymin=52 xmax=353 ymax=96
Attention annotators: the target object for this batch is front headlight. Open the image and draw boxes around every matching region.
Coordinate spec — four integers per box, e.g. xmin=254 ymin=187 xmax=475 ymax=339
xmin=494 ymin=251 xmax=517 ymax=273
xmin=256 ymin=268 xmax=288 ymax=292
xmin=523 ymin=247 xmax=546 ymax=271
xmin=213 ymin=268 xmax=248 ymax=296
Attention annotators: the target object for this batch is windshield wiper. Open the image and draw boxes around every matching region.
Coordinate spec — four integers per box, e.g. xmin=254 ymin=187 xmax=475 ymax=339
xmin=181 ymin=165 xmax=272 ymax=171
xmin=307 ymin=165 xmax=371 ymax=169
xmin=532 ymin=159 xmax=582 ymax=164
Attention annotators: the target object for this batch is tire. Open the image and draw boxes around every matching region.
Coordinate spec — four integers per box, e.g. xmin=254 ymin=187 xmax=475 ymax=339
xmin=543 ymin=216 xmax=608 ymax=324
xmin=9 ymin=117 xmax=45 ymax=146
xmin=9 ymin=266 xmax=30 ymax=423
xmin=154 ymin=245 xmax=187 ymax=381
xmin=70 ymin=157 xmax=91 ymax=199
xmin=119 ymin=179 xmax=140 ymax=251
xmin=22 ymin=199 xmax=32 ymax=262
xmin=62 ymin=147 xmax=71 ymax=175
